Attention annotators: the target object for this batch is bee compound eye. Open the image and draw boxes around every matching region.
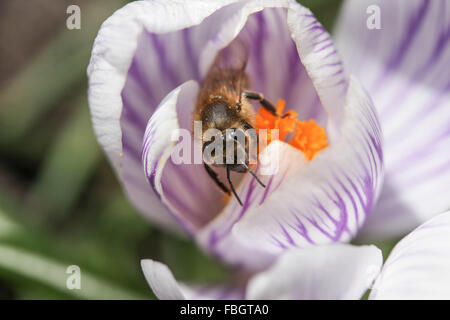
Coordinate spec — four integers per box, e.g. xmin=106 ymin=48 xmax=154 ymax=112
xmin=235 ymin=104 xmax=241 ymax=112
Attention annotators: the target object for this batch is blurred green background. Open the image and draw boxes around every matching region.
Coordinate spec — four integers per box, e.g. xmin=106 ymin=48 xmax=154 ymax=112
xmin=0 ymin=0 xmax=350 ymax=299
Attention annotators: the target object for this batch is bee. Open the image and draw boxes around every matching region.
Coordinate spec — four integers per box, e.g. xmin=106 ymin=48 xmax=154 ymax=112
xmin=194 ymin=41 xmax=281 ymax=206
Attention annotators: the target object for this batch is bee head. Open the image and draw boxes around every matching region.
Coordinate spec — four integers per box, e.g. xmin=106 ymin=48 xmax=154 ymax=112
xmin=202 ymin=127 xmax=252 ymax=172
xmin=202 ymin=100 xmax=241 ymax=131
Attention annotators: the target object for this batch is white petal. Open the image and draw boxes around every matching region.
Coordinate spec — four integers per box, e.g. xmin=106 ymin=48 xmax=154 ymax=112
xmin=370 ymin=210 xmax=450 ymax=299
xmin=335 ymin=0 xmax=450 ymax=238
xmin=287 ymin=4 xmax=349 ymax=140
xmin=117 ymin=0 xmax=342 ymax=238
xmin=88 ymin=0 xmax=310 ymax=232
xmin=137 ymin=2 xmax=301 ymax=233
xmin=141 ymin=259 xmax=186 ymax=300
xmin=197 ymin=76 xmax=383 ymax=271
xmin=235 ymin=6 xmax=329 ymax=124
xmin=195 ymin=3 xmax=377 ymax=270
xmin=141 ymin=259 xmax=244 ymax=300
xmin=89 ymin=0 xmax=235 ymax=176
xmin=246 ymin=244 xmax=382 ymax=300
xmin=88 ymin=0 xmax=241 ymax=231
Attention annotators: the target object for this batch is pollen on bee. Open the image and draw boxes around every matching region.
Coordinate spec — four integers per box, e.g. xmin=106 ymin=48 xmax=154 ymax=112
xmin=255 ymin=99 xmax=328 ymax=160
xmin=222 ymin=192 xmax=231 ymax=204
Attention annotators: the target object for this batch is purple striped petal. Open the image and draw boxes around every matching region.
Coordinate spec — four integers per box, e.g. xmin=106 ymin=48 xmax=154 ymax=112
xmin=370 ymin=211 xmax=450 ymax=299
xmin=142 ymin=81 xmax=228 ymax=233
xmin=141 ymin=244 xmax=382 ymax=300
xmin=197 ymin=77 xmax=382 ymax=270
xmin=88 ymin=0 xmax=241 ymax=231
xmin=335 ymin=0 xmax=450 ymax=238
xmin=109 ymin=1 xmax=337 ymax=236
xmin=287 ymin=4 xmax=349 ymax=139
xmin=141 ymin=259 xmax=244 ymax=300
xmin=89 ymin=0 xmax=384 ymax=272
xmin=137 ymin=4 xmax=308 ymax=233
xmin=192 ymin=4 xmax=382 ymax=271
xmin=247 ymin=244 xmax=382 ymax=300
xmin=88 ymin=0 xmax=330 ymax=233
xmin=235 ymin=6 xmax=330 ymax=125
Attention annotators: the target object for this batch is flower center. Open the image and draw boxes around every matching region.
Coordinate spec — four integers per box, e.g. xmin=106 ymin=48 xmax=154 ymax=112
xmin=255 ymin=99 xmax=328 ymax=160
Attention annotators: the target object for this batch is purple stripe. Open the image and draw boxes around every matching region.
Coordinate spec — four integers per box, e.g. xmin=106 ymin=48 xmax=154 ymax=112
xmin=271 ymin=235 xmax=288 ymax=249
xmin=122 ymin=136 xmax=141 ymax=161
xmin=207 ymin=177 xmax=257 ymax=250
xmin=121 ymin=96 xmax=148 ymax=130
xmin=278 ymin=222 xmax=297 ymax=246
xmin=292 ymin=214 xmax=314 ymax=244
xmin=385 ymin=0 xmax=430 ymax=71
xmin=183 ymin=28 xmax=201 ymax=81
xmin=259 ymin=175 xmax=274 ymax=204
xmin=254 ymin=12 xmax=266 ymax=88
xmin=337 ymin=178 xmax=360 ymax=227
xmin=322 ymin=49 xmax=337 ymax=59
xmin=372 ymin=1 xmax=431 ymax=92
xmin=314 ymin=41 xmax=333 ymax=53
xmin=150 ymin=33 xmax=180 ymax=87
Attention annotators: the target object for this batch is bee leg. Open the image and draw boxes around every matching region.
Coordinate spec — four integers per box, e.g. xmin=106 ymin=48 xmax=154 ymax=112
xmin=227 ymin=165 xmax=243 ymax=206
xmin=241 ymin=120 xmax=262 ymax=161
xmin=242 ymin=121 xmax=259 ymax=143
xmin=242 ymin=91 xmax=279 ymax=116
xmin=243 ymin=91 xmax=292 ymax=118
xmin=242 ymin=121 xmax=254 ymax=131
xmin=204 ymin=163 xmax=231 ymax=196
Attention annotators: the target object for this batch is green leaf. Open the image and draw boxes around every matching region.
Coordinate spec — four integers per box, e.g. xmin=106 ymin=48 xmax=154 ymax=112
xmin=299 ymin=0 xmax=344 ymax=32
xmin=0 ymin=244 xmax=147 ymax=300
xmin=28 ymin=93 xmax=101 ymax=220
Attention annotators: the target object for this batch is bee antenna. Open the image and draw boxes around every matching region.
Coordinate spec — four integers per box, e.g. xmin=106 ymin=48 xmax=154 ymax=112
xmin=242 ymin=163 xmax=266 ymax=188
xmin=233 ymin=138 xmax=265 ymax=189
xmin=227 ymin=166 xmax=243 ymax=206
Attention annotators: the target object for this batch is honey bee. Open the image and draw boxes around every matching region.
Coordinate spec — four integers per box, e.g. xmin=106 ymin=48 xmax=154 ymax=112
xmin=194 ymin=41 xmax=281 ymax=206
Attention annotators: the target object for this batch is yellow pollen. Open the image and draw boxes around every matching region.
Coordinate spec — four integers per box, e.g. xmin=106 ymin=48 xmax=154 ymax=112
xmin=255 ymin=99 xmax=328 ymax=160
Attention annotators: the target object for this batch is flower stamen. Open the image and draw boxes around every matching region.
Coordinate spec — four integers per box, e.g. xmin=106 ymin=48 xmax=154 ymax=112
xmin=255 ymin=99 xmax=328 ymax=160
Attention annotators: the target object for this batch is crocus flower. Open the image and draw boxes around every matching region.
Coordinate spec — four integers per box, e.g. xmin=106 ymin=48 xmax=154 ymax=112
xmin=87 ymin=0 xmax=450 ymax=299
xmin=141 ymin=210 xmax=450 ymax=299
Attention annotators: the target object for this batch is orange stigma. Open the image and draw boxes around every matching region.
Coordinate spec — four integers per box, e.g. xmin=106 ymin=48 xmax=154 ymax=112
xmin=255 ymin=99 xmax=328 ymax=160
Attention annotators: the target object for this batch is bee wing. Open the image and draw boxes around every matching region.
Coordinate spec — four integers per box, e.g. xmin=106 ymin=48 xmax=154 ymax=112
xmin=204 ymin=39 xmax=250 ymax=98
xmin=211 ymin=38 xmax=249 ymax=72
